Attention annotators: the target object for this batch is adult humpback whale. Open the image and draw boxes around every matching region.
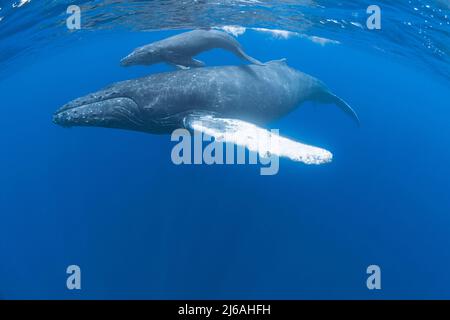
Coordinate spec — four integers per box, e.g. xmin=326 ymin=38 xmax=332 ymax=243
xmin=53 ymin=60 xmax=359 ymax=164
xmin=120 ymin=29 xmax=263 ymax=69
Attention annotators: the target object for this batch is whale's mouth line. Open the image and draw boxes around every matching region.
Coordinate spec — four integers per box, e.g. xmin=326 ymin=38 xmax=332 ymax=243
xmin=53 ymin=96 xmax=141 ymax=128
xmin=54 ymin=95 xmax=135 ymax=115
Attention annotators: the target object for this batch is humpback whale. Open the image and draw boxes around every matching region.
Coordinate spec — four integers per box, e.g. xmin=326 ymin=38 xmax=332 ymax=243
xmin=120 ymin=29 xmax=263 ymax=69
xmin=53 ymin=60 xmax=359 ymax=164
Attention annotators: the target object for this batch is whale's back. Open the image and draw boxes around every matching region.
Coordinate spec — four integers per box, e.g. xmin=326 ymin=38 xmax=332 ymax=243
xmin=131 ymin=61 xmax=319 ymax=126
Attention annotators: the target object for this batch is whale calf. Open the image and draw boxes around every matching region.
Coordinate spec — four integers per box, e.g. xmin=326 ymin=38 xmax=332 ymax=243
xmin=120 ymin=29 xmax=263 ymax=69
xmin=53 ymin=60 xmax=359 ymax=164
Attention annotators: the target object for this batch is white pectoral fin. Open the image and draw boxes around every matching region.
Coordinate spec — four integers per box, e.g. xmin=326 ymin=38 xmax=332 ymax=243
xmin=184 ymin=113 xmax=333 ymax=165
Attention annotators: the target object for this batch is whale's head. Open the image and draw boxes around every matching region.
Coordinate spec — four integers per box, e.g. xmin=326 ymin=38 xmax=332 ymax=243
xmin=53 ymin=78 xmax=185 ymax=134
xmin=53 ymin=82 xmax=149 ymax=132
xmin=120 ymin=44 xmax=161 ymax=67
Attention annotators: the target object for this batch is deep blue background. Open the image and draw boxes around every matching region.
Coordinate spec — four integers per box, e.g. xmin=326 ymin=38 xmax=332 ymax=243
xmin=0 ymin=29 xmax=449 ymax=299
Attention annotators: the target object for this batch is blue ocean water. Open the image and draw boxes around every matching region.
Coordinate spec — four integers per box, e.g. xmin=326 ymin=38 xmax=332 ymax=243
xmin=0 ymin=0 xmax=449 ymax=299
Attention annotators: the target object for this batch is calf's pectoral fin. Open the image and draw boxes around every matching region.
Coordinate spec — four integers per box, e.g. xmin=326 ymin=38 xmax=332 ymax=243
xmin=165 ymin=53 xmax=206 ymax=68
xmin=189 ymin=58 xmax=206 ymax=68
xmin=183 ymin=112 xmax=333 ymax=165
xmin=171 ymin=64 xmax=190 ymax=70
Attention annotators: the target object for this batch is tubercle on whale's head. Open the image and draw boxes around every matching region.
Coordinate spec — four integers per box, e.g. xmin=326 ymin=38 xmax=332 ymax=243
xmin=120 ymin=45 xmax=161 ymax=67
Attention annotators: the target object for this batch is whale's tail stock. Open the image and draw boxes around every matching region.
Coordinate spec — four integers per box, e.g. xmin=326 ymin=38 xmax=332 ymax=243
xmin=263 ymin=59 xmax=360 ymax=126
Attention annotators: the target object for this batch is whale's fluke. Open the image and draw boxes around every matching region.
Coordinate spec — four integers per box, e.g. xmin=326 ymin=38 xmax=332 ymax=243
xmin=184 ymin=113 xmax=333 ymax=165
xmin=321 ymin=91 xmax=360 ymax=126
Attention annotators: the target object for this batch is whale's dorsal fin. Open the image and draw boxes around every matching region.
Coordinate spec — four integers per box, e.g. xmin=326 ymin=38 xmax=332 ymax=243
xmin=183 ymin=112 xmax=332 ymax=165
